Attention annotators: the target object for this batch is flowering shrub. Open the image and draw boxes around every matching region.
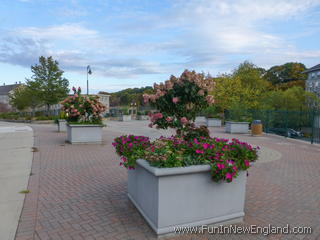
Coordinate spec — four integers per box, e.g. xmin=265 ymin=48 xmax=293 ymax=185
xmin=113 ymin=134 xmax=259 ymax=182
xmin=143 ymin=70 xmax=215 ymax=137
xmin=61 ymin=87 xmax=106 ymax=124
xmin=113 ymin=135 xmax=150 ymax=169
xmin=113 ymin=70 xmax=259 ymax=183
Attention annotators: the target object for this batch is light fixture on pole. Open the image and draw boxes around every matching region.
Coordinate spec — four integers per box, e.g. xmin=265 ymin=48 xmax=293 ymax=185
xmin=87 ymin=65 xmax=92 ymax=95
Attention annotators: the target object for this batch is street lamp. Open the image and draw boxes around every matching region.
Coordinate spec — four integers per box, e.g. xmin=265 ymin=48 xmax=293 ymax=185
xmin=87 ymin=65 xmax=92 ymax=95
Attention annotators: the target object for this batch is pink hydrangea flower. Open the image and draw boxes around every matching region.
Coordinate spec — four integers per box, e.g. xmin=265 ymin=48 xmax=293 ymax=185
xmin=172 ymin=97 xmax=179 ymax=103
xmin=180 ymin=117 xmax=188 ymax=125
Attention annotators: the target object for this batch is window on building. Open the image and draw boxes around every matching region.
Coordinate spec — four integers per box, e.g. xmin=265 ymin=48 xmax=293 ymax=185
xmin=311 ymin=72 xmax=316 ymax=78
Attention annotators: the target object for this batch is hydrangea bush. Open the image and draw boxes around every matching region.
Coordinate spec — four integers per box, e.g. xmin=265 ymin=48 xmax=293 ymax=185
xmin=113 ymin=70 xmax=259 ymax=183
xmin=61 ymin=87 xmax=106 ymax=124
xmin=143 ymin=70 xmax=214 ymax=137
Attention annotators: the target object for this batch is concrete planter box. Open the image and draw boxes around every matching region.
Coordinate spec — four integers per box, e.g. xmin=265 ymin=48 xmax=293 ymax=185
xmin=225 ymin=121 xmax=249 ymax=134
xmin=66 ymin=124 xmax=103 ymax=144
xmin=137 ymin=115 xmax=149 ymax=120
xmin=195 ymin=116 xmax=206 ymax=123
xmin=121 ymin=115 xmax=132 ymax=121
xmin=128 ymin=159 xmax=246 ymax=235
xmin=206 ymin=118 xmax=222 ymax=127
xmin=57 ymin=119 xmax=67 ymax=132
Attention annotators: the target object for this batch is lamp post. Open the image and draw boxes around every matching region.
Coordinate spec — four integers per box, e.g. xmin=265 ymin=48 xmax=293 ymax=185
xmin=87 ymin=65 xmax=92 ymax=95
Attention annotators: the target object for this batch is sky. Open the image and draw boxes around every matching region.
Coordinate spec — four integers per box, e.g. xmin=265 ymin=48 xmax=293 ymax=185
xmin=0 ymin=0 xmax=320 ymax=93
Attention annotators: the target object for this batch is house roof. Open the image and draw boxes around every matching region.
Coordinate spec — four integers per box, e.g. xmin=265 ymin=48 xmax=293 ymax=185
xmin=0 ymin=84 xmax=21 ymax=95
xmin=302 ymin=64 xmax=320 ymax=73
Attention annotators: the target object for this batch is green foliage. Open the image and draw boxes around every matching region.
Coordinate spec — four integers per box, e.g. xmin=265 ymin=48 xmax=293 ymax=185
xmin=26 ymin=56 xmax=69 ymax=111
xmin=9 ymin=85 xmax=41 ymax=111
xmin=212 ymin=61 xmax=269 ymax=111
xmin=259 ymin=86 xmax=320 ymax=111
xmin=265 ymin=62 xmax=307 ymax=85
xmin=107 ymin=86 xmax=153 ymax=106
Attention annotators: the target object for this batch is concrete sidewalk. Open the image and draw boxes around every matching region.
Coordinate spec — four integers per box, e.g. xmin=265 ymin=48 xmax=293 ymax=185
xmin=0 ymin=122 xmax=33 ymax=240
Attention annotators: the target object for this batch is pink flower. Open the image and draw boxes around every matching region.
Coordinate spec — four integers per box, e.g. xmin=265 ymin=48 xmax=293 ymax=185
xmin=206 ymin=95 xmax=215 ymax=104
xmin=217 ymin=163 xmax=225 ymax=170
xmin=172 ymin=97 xmax=179 ymax=103
xmin=202 ymin=143 xmax=210 ymax=149
xmin=166 ymin=117 xmax=173 ymax=122
xmin=195 ymin=149 xmax=204 ymax=154
xmin=197 ymin=90 xmax=204 ymax=96
xmin=244 ymin=160 xmax=250 ymax=167
xmin=225 ymin=172 xmax=232 ymax=180
xmin=180 ymin=117 xmax=188 ymax=125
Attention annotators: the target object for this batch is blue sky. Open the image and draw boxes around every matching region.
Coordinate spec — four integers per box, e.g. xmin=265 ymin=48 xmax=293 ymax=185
xmin=0 ymin=0 xmax=320 ymax=93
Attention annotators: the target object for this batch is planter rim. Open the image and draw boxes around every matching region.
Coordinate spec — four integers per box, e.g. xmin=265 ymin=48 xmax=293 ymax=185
xmin=226 ymin=121 xmax=249 ymax=124
xmin=136 ymin=159 xmax=211 ymax=176
xmin=58 ymin=119 xmax=66 ymax=122
xmin=67 ymin=123 xmax=104 ymax=127
xmin=206 ymin=118 xmax=221 ymax=120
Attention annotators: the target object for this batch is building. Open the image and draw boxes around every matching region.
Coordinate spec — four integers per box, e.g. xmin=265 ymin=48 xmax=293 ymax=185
xmin=97 ymin=92 xmax=110 ymax=113
xmin=303 ymin=64 xmax=320 ymax=97
xmin=0 ymin=83 xmax=22 ymax=110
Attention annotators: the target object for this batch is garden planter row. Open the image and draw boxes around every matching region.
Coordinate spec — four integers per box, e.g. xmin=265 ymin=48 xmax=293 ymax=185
xmin=128 ymin=159 xmax=246 ymax=235
xmin=121 ymin=115 xmax=132 ymax=121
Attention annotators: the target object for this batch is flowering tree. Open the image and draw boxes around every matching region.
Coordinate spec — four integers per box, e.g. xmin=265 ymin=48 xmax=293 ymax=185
xmin=143 ymin=70 xmax=214 ymax=137
xmin=61 ymin=87 xmax=106 ymax=124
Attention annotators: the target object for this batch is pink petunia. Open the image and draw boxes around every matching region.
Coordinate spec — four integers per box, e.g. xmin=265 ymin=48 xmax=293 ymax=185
xmin=225 ymin=172 xmax=232 ymax=180
xmin=195 ymin=149 xmax=204 ymax=154
xmin=244 ymin=160 xmax=250 ymax=167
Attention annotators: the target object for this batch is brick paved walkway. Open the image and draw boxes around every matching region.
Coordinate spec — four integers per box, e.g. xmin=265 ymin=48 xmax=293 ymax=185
xmin=15 ymin=122 xmax=320 ymax=240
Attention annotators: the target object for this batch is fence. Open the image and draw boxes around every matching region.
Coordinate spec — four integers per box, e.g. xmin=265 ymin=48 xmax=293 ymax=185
xmin=225 ymin=109 xmax=320 ymax=144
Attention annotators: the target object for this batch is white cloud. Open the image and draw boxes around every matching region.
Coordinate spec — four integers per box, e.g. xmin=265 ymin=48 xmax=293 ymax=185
xmin=1 ymin=0 xmax=320 ymax=85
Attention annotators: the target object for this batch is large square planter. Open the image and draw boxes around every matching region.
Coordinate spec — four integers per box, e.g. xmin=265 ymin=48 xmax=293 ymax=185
xmin=206 ymin=118 xmax=222 ymax=127
xmin=195 ymin=116 xmax=206 ymax=123
xmin=57 ymin=119 xmax=67 ymax=132
xmin=66 ymin=124 xmax=103 ymax=144
xmin=225 ymin=121 xmax=249 ymax=134
xmin=128 ymin=159 xmax=246 ymax=235
xmin=121 ymin=115 xmax=132 ymax=121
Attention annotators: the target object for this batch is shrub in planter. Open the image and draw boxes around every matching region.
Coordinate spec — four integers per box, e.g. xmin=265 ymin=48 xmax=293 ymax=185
xmin=61 ymin=87 xmax=106 ymax=124
xmin=113 ymin=70 xmax=259 ymax=234
xmin=143 ymin=70 xmax=215 ymax=137
xmin=61 ymin=87 xmax=106 ymax=143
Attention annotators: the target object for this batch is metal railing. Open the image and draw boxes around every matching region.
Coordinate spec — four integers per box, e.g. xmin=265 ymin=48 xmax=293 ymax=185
xmin=225 ymin=109 xmax=320 ymax=144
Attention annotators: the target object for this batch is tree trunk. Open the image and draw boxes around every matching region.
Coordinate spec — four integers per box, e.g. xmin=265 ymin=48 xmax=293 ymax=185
xmin=47 ymin=104 xmax=50 ymax=116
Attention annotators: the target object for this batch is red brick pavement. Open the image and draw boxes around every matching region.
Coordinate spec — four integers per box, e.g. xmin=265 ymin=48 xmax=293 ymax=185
xmin=15 ymin=124 xmax=320 ymax=240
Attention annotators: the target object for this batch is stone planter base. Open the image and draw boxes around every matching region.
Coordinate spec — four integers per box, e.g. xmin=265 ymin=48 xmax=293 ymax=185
xmin=57 ymin=119 xmax=67 ymax=132
xmin=66 ymin=124 xmax=103 ymax=144
xmin=225 ymin=121 xmax=249 ymax=134
xmin=128 ymin=160 xmax=246 ymax=235
xmin=121 ymin=115 xmax=132 ymax=121
xmin=206 ymin=118 xmax=222 ymax=127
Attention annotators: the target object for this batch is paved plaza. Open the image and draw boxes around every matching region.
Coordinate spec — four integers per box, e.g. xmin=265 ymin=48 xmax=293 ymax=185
xmin=1 ymin=120 xmax=318 ymax=240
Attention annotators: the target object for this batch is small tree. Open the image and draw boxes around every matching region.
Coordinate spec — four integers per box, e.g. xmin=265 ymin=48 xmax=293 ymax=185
xmin=9 ymin=85 xmax=42 ymax=114
xmin=143 ymin=70 xmax=215 ymax=138
xmin=26 ymin=56 xmax=69 ymax=113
